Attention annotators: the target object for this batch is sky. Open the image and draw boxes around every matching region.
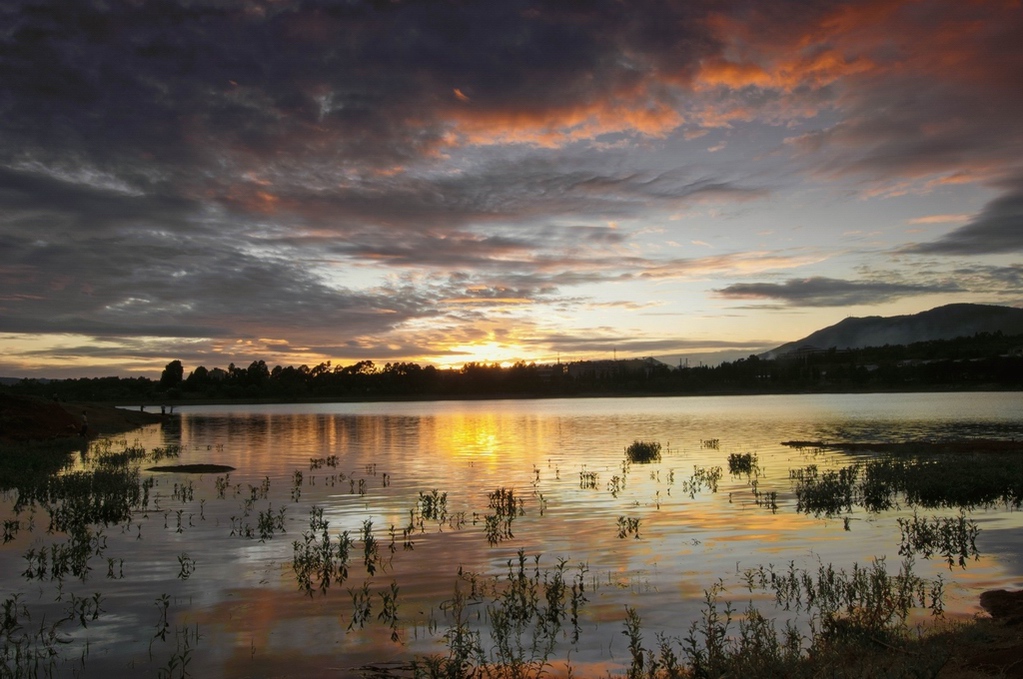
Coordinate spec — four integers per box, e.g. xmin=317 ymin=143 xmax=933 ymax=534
xmin=1 ymin=0 xmax=1021 ymax=378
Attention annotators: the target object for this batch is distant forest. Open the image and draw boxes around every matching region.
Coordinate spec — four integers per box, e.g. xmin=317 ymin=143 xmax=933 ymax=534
xmin=6 ymin=332 xmax=1022 ymax=404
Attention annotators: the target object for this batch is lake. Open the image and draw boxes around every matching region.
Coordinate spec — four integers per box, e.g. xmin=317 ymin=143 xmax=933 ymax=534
xmin=3 ymin=392 xmax=1022 ymax=677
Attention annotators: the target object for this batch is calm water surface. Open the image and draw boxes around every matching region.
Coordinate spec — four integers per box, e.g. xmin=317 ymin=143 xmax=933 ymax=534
xmin=3 ymin=393 xmax=1022 ymax=677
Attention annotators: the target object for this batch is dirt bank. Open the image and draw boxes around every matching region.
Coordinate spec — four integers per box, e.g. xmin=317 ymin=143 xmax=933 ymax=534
xmin=0 ymin=393 xmax=165 ymax=443
xmin=936 ymin=591 xmax=1023 ymax=678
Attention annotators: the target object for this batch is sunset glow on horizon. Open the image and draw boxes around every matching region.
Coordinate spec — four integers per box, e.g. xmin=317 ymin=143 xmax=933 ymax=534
xmin=0 ymin=1 xmax=1020 ymax=378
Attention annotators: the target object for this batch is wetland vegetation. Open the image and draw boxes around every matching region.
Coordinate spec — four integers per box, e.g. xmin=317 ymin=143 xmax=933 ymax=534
xmin=1 ymin=393 xmax=1022 ymax=677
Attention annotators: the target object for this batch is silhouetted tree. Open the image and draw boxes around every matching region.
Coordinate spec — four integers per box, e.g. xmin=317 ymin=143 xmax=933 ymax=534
xmin=160 ymin=360 xmax=184 ymax=390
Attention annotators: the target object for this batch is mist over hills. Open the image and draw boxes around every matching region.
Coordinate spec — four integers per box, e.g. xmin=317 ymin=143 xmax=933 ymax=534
xmin=762 ymin=304 xmax=1023 ymax=359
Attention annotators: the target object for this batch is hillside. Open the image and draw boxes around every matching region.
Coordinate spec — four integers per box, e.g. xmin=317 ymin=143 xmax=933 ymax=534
xmin=762 ymin=303 xmax=1023 ymax=358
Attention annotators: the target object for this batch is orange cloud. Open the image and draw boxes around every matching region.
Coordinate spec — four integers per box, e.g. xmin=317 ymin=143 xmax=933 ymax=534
xmin=695 ymin=59 xmax=774 ymax=89
xmin=441 ymin=297 xmax=533 ymax=305
xmin=442 ymin=90 xmax=683 ymax=148
xmin=907 ymin=214 xmax=971 ymax=225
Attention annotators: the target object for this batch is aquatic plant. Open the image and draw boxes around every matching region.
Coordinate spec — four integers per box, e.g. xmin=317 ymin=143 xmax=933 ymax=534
xmin=418 ymin=489 xmax=448 ymax=522
xmin=413 ymin=551 xmax=588 ymax=677
xmin=616 ymin=557 xmax=949 ymax=679
xmin=214 ymin=473 xmax=230 ymax=499
xmin=623 ymin=605 xmax=645 ymax=679
xmin=626 ymin=440 xmax=662 ymax=463
xmin=153 ymin=594 xmax=171 ymax=643
xmin=680 ymin=466 xmax=723 ymax=498
xmin=150 ymin=444 xmax=182 ymax=462
xmin=897 ymin=510 xmax=979 ymax=569
xmin=482 ymin=488 xmax=524 ymax=545
xmin=862 ymin=453 xmax=1023 ymax=511
xmin=378 ymin=581 xmax=402 ymax=641
xmin=727 ymin=452 xmax=759 ymax=476
xmin=1 ymin=591 xmax=78 ymax=678
xmin=256 ymin=504 xmax=287 ymax=542
xmin=790 ymin=464 xmax=858 ymax=517
xmin=177 ymin=553 xmax=196 ymax=580
xmin=487 ymin=487 xmax=523 ymax=517
xmin=749 ymin=479 xmax=779 ymax=513
xmin=348 ymin=581 xmax=373 ymax=630
xmin=2 ymin=519 xmax=19 ymax=544
xmin=157 ymin=623 xmax=200 ymax=679
xmin=23 ymin=523 xmax=106 ymax=582
xmin=789 ymin=452 xmax=1023 ymax=520
xmin=362 ymin=519 xmax=381 ymax=575
xmin=607 ymin=474 xmax=625 ymax=498
xmin=291 ymin=506 xmax=357 ymax=595
xmin=309 ymin=455 xmax=339 ymax=470
xmin=617 ymin=515 xmax=641 ymax=539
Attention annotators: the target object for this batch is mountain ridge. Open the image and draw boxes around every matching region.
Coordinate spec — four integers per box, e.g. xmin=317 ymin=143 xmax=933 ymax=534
xmin=762 ymin=303 xmax=1023 ymax=359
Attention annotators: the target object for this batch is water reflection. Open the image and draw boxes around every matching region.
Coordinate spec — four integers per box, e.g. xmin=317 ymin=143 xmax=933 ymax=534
xmin=2 ymin=393 xmax=1021 ymax=676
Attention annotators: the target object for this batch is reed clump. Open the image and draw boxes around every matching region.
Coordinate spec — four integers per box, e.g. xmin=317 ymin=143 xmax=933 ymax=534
xmin=626 ymin=441 xmax=662 ymax=463
xmin=727 ymin=452 xmax=759 ymax=476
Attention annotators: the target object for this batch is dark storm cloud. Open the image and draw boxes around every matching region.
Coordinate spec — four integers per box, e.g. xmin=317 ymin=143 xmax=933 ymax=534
xmin=0 ymin=166 xmax=195 ymax=236
xmin=906 ymin=187 xmax=1023 ymax=255
xmin=715 ymin=277 xmax=963 ymax=307
xmin=0 ymin=0 xmax=716 ymax=173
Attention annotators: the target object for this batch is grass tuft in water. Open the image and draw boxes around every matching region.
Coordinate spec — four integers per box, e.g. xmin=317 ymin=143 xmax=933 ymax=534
xmin=626 ymin=441 xmax=662 ymax=464
xmin=727 ymin=452 xmax=759 ymax=476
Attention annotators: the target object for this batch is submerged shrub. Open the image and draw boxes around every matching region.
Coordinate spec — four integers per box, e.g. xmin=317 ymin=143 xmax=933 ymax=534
xmin=626 ymin=440 xmax=662 ymax=463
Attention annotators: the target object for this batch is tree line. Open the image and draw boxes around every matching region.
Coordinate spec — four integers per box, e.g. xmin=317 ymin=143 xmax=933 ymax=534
xmin=5 ymin=332 xmax=1021 ymax=404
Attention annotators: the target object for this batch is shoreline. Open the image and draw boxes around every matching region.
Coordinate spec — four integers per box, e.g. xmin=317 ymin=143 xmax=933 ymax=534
xmin=115 ymin=384 xmax=1022 ymax=409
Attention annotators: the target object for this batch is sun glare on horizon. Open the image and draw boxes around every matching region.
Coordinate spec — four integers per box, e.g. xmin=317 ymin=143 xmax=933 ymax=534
xmin=428 ymin=341 xmax=540 ymax=370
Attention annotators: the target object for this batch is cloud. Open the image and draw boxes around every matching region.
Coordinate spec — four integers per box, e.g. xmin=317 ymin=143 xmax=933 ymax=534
xmin=906 ymin=214 xmax=970 ymax=225
xmin=715 ymin=276 xmax=963 ymax=307
xmin=732 ymin=1 xmax=1023 ymax=186
xmin=905 ymin=186 xmax=1023 ymax=255
xmin=0 ymin=0 xmax=720 ymax=179
xmin=1 ymin=0 xmax=1020 ymax=375
xmin=521 ymin=332 xmax=770 ymax=359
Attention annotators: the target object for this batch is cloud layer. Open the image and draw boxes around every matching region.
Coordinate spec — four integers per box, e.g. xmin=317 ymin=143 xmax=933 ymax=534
xmin=1 ymin=0 xmax=1020 ymax=375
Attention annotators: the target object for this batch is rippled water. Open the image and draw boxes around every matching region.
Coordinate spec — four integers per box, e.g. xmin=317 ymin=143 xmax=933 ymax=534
xmin=3 ymin=392 xmax=1022 ymax=677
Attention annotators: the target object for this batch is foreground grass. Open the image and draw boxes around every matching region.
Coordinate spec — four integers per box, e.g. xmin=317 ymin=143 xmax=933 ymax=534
xmin=408 ymin=601 xmax=1011 ymax=679
xmin=401 ymin=554 xmax=1018 ymax=679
